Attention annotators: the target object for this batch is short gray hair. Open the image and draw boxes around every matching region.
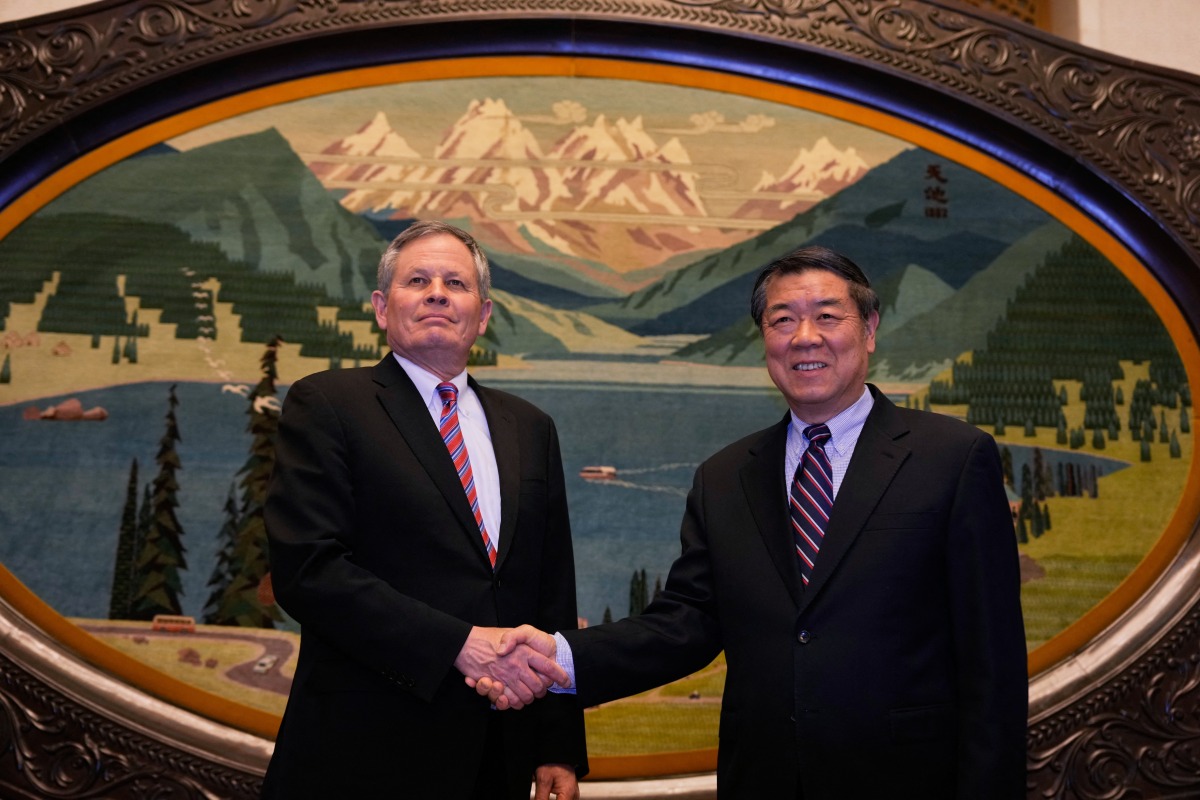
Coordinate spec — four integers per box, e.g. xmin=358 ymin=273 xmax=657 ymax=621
xmin=376 ymin=220 xmax=491 ymax=300
xmin=750 ymin=245 xmax=879 ymax=328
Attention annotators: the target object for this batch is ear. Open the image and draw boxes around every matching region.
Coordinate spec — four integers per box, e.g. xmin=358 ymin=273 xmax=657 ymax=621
xmin=370 ymin=290 xmax=388 ymax=329
xmin=865 ymin=309 xmax=880 ymax=353
xmin=477 ymin=299 xmax=493 ymax=336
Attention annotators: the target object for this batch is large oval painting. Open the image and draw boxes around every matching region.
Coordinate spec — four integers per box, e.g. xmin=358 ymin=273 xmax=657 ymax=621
xmin=0 ymin=62 xmax=1194 ymax=773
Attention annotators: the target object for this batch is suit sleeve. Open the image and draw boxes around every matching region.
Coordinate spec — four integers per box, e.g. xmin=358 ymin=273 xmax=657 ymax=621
xmin=948 ymin=433 xmax=1029 ymax=798
xmin=266 ymin=377 xmax=471 ymax=701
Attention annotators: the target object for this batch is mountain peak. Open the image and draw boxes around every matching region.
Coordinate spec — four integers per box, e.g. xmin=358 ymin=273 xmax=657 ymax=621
xmin=325 ymin=111 xmax=420 ymax=159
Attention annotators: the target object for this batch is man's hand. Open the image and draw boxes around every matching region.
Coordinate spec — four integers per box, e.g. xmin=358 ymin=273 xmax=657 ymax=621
xmin=454 ymin=626 xmax=567 ymax=709
xmin=534 ymin=764 xmax=579 ymax=800
xmin=468 ymin=625 xmax=566 ymax=709
xmin=498 ymin=624 xmax=560 ymax=662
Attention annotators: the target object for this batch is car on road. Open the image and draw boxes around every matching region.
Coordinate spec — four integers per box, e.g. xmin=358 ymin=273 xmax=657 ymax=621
xmin=253 ymin=655 xmax=278 ymax=674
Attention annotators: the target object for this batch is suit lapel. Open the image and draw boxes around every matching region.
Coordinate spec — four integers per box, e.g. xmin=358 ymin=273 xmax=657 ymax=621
xmin=798 ymin=386 xmax=911 ymax=615
xmin=472 ymin=379 xmax=520 ymax=571
xmin=740 ymin=415 xmax=804 ymax=608
xmin=371 ymin=357 xmax=490 ymax=564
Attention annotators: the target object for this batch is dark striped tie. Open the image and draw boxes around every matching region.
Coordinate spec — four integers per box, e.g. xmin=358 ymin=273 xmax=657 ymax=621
xmin=790 ymin=424 xmax=833 ymax=587
xmin=437 ymin=382 xmax=496 ymax=568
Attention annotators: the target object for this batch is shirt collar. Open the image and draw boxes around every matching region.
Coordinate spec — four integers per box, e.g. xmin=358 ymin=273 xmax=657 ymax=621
xmin=392 ymin=353 xmax=468 ymax=413
xmin=789 ymin=385 xmax=874 ymax=457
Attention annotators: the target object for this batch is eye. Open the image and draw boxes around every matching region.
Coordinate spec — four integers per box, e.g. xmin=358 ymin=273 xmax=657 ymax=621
xmin=408 ymin=275 xmax=428 ymax=286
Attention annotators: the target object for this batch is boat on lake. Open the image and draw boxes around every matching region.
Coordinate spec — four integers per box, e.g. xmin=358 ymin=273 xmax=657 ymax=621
xmin=579 ymin=465 xmax=618 ymax=480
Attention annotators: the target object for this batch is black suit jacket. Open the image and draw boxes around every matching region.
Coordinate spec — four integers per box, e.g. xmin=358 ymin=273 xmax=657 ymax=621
xmin=565 ymin=385 xmax=1026 ymax=799
xmin=262 ymin=356 xmax=586 ymax=798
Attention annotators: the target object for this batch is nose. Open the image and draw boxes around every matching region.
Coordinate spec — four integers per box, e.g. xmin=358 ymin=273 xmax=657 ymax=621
xmin=790 ymin=319 xmax=821 ymax=347
xmin=424 ymin=278 xmax=449 ymax=304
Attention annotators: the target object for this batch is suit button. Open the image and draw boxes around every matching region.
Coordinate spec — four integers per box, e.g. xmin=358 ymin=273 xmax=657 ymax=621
xmin=797 ymin=630 xmax=812 ymax=644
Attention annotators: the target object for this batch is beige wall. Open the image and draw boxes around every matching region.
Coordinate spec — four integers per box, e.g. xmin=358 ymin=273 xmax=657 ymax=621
xmin=1050 ymin=0 xmax=1200 ymax=76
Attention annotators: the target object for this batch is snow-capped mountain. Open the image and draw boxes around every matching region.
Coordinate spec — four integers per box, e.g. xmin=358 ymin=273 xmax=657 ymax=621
xmin=305 ymin=103 xmax=869 ymax=291
xmin=737 ymin=136 xmax=869 ymax=221
xmin=307 ymin=111 xmax=423 ymax=192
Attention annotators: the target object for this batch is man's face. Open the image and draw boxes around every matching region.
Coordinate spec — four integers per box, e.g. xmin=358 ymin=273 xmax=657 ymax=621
xmin=370 ymin=234 xmax=492 ymax=380
xmin=760 ymin=269 xmax=879 ymax=423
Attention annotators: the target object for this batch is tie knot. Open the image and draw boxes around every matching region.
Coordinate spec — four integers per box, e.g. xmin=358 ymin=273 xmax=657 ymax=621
xmin=437 ymin=382 xmax=458 ymax=406
xmin=804 ymin=424 xmax=831 ymax=448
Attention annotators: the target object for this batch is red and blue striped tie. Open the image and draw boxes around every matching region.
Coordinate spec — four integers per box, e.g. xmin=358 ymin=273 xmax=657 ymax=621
xmin=437 ymin=382 xmax=496 ymax=569
xmin=790 ymin=424 xmax=832 ymax=587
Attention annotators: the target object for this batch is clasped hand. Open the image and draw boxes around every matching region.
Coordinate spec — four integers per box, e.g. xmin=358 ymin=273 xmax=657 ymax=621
xmin=454 ymin=625 xmax=563 ymax=710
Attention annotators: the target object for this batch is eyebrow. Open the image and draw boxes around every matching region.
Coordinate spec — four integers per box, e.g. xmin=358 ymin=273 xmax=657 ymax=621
xmin=767 ymin=297 xmax=846 ymax=313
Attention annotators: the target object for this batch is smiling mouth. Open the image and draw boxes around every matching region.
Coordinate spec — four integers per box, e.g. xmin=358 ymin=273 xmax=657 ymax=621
xmin=793 ymin=362 xmax=828 ymax=372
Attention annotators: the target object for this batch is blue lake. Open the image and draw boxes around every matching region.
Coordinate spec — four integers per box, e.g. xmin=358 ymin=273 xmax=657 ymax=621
xmin=0 ymin=380 xmax=1129 ymax=629
xmin=0 ymin=380 xmax=789 ymax=628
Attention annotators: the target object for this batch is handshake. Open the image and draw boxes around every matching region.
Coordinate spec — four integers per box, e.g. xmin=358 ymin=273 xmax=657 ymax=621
xmin=453 ymin=624 xmax=566 ymax=710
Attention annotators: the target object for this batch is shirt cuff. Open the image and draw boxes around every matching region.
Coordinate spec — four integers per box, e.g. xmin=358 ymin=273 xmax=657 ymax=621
xmin=549 ymin=632 xmax=578 ymax=695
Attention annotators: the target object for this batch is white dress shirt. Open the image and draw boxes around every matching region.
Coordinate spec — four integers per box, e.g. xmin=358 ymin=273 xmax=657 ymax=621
xmin=784 ymin=385 xmax=875 ymax=501
xmin=394 ymin=354 xmax=502 ymax=551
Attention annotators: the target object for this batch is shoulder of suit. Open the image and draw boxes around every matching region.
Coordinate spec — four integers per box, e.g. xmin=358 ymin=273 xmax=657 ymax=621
xmin=891 ymin=404 xmax=991 ymax=444
xmin=288 ymin=365 xmax=379 ymax=397
xmin=702 ymin=417 xmax=788 ymax=468
xmin=472 ymin=382 xmax=550 ymax=421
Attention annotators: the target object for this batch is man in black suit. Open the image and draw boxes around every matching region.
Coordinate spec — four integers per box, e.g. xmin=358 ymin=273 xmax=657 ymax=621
xmin=262 ymin=221 xmax=586 ymax=799
xmin=481 ymin=245 xmax=1027 ymax=798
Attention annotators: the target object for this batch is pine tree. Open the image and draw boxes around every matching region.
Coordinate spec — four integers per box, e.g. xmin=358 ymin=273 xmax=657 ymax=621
xmin=136 ymin=484 xmax=152 ymax=574
xmin=1032 ymin=449 xmax=1048 ymax=501
xmin=210 ymin=337 xmax=285 ymax=627
xmin=112 ymin=337 xmax=121 ymax=364
xmin=130 ymin=385 xmax=187 ymax=620
xmin=1170 ymin=430 xmax=1182 ymax=459
xmin=628 ymin=571 xmax=641 ymax=617
xmin=602 ymin=606 xmax=613 ymax=624
xmin=108 ymin=458 xmax=140 ymax=619
xmin=0 ymin=354 xmax=9 ymax=384
xmin=202 ymin=483 xmax=240 ymax=624
xmin=628 ymin=569 xmax=650 ymax=617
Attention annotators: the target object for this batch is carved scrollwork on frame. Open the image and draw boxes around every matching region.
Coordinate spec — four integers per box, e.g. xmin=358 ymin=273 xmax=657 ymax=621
xmin=1026 ymin=602 xmax=1200 ymax=798
xmin=0 ymin=0 xmax=318 ymax=144
xmin=0 ymin=2 xmax=1199 ymax=799
xmin=0 ymin=654 xmax=262 ymax=799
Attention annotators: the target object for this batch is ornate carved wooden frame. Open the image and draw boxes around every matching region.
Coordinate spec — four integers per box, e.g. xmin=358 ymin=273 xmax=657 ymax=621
xmin=1 ymin=1 xmax=1199 ymax=797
